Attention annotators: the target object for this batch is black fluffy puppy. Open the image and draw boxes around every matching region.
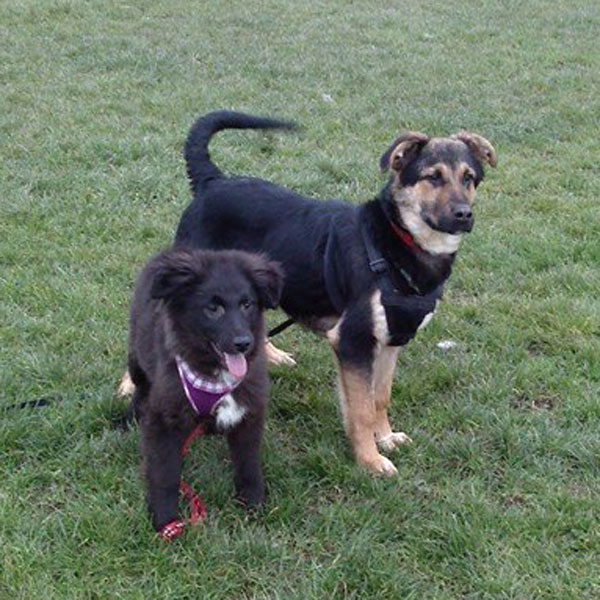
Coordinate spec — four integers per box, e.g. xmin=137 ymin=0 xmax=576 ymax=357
xmin=127 ymin=247 xmax=283 ymax=535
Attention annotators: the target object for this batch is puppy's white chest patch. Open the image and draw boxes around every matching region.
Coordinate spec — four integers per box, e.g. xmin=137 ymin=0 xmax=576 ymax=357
xmin=214 ymin=394 xmax=246 ymax=430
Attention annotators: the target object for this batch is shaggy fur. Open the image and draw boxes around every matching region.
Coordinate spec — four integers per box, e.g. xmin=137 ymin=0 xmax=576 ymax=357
xmin=127 ymin=247 xmax=283 ymax=531
xmin=176 ymin=111 xmax=497 ymax=476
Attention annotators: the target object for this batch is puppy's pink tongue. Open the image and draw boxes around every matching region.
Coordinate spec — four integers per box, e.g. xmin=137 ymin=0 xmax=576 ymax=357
xmin=224 ymin=353 xmax=247 ymax=378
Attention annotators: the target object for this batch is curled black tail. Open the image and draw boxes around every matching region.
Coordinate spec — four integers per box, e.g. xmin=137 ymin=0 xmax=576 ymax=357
xmin=184 ymin=110 xmax=296 ymax=192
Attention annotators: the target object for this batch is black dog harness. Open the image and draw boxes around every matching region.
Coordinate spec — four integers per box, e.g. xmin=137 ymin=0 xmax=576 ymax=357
xmin=360 ymin=224 xmax=444 ymax=346
xmin=268 ymin=219 xmax=444 ymax=347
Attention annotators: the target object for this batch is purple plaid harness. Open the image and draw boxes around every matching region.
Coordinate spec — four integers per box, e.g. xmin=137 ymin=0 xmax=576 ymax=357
xmin=175 ymin=356 xmax=243 ymax=417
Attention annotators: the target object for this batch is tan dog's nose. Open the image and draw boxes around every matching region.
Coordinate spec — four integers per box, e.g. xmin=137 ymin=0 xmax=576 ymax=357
xmin=452 ymin=204 xmax=473 ymax=221
xmin=451 ymin=204 xmax=474 ymax=232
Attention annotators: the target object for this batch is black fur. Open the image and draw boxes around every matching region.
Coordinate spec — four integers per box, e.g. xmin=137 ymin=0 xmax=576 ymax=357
xmin=184 ymin=110 xmax=296 ymax=190
xmin=175 ymin=111 xmax=485 ymax=372
xmin=127 ymin=247 xmax=283 ymax=531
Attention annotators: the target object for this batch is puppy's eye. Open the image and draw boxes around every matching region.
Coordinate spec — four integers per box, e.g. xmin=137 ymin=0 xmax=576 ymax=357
xmin=240 ymin=298 xmax=254 ymax=312
xmin=204 ymin=303 xmax=225 ymax=319
xmin=463 ymin=172 xmax=474 ymax=187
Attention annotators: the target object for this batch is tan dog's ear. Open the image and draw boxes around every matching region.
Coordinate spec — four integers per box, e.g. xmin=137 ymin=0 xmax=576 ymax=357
xmin=380 ymin=132 xmax=429 ymax=173
xmin=453 ymin=132 xmax=497 ymax=168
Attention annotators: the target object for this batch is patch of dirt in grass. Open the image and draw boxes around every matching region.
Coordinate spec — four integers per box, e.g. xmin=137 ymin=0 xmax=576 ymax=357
xmin=510 ymin=392 xmax=559 ymax=412
xmin=503 ymin=493 xmax=527 ymax=508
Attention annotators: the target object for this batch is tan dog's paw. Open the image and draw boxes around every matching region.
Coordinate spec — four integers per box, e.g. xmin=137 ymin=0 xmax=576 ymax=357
xmin=376 ymin=432 xmax=413 ymax=453
xmin=265 ymin=339 xmax=296 ymax=367
xmin=117 ymin=371 xmax=135 ymax=397
xmin=360 ymin=454 xmax=398 ymax=477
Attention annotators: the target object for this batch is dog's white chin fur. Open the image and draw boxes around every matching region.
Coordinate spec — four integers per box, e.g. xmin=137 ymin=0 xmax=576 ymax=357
xmin=400 ymin=209 xmax=462 ymax=255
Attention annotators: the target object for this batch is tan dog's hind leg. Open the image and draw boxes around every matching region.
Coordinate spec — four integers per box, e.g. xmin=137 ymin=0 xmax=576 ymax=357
xmin=335 ymin=358 xmax=398 ymax=476
xmin=372 ymin=346 xmax=412 ymax=453
xmin=118 ymin=370 xmax=135 ymax=397
xmin=265 ymin=339 xmax=297 ymax=367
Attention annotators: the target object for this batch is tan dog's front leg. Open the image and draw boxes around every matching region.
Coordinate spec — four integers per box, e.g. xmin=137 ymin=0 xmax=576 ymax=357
xmin=373 ymin=346 xmax=412 ymax=453
xmin=335 ymin=359 xmax=398 ymax=476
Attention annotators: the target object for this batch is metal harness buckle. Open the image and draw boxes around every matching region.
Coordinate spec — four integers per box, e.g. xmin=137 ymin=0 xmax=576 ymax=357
xmin=369 ymin=257 xmax=388 ymax=273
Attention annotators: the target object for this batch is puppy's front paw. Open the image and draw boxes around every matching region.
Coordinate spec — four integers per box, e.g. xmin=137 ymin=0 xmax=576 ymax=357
xmin=360 ymin=454 xmax=398 ymax=477
xmin=377 ymin=431 xmax=413 ymax=453
xmin=237 ymin=482 xmax=265 ymax=509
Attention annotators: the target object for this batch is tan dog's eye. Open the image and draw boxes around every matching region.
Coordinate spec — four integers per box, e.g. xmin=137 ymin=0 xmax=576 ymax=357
xmin=424 ymin=171 xmax=443 ymax=185
xmin=463 ymin=172 xmax=474 ymax=187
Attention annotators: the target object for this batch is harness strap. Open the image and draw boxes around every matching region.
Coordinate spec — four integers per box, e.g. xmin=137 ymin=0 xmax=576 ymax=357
xmin=361 ymin=223 xmax=389 ymax=276
xmin=360 ymin=222 xmax=444 ymax=346
xmin=324 ymin=219 xmax=347 ymax=314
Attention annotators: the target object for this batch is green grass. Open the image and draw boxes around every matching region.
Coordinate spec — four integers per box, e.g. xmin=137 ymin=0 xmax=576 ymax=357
xmin=1 ymin=0 xmax=599 ymax=598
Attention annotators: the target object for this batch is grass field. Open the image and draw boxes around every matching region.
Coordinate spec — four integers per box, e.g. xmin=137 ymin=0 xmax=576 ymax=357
xmin=1 ymin=0 xmax=599 ymax=598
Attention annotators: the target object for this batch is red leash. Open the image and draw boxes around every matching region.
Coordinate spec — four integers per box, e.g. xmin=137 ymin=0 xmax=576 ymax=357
xmin=159 ymin=424 xmax=208 ymax=541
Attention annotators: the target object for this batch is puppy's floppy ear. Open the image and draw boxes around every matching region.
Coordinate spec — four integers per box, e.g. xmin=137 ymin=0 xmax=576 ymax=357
xmin=250 ymin=258 xmax=284 ymax=310
xmin=150 ymin=252 xmax=200 ymax=301
xmin=379 ymin=131 xmax=429 ymax=174
xmin=453 ymin=132 xmax=497 ymax=168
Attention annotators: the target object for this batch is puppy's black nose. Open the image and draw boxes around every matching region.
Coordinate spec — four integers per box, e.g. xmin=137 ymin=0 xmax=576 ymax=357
xmin=233 ymin=336 xmax=252 ymax=353
xmin=452 ymin=204 xmax=473 ymax=221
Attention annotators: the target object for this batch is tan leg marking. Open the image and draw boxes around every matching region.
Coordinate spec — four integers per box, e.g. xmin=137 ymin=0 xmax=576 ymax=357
xmin=118 ymin=370 xmax=135 ymax=397
xmin=373 ymin=346 xmax=413 ymax=453
xmin=335 ymin=357 xmax=398 ymax=477
xmin=265 ymin=338 xmax=297 ymax=367
xmin=368 ymin=292 xmax=412 ymax=452
xmin=370 ymin=290 xmax=389 ymax=345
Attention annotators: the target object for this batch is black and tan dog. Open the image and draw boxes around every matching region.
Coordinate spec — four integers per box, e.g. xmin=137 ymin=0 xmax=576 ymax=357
xmin=175 ymin=111 xmax=497 ymax=476
xmin=127 ymin=247 xmax=283 ymax=534
xmin=166 ymin=111 xmax=496 ymax=477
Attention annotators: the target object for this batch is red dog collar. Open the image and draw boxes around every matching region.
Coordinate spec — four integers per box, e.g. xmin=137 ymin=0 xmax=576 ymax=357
xmin=389 ymin=220 xmax=420 ymax=252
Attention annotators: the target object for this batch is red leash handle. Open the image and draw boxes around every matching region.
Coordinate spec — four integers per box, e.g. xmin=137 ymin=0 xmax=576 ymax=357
xmin=159 ymin=425 xmax=207 ymax=541
xmin=160 ymin=519 xmax=186 ymax=541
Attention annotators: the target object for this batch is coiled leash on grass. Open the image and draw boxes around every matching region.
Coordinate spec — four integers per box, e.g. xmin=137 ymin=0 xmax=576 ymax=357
xmin=159 ymin=424 xmax=208 ymax=541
